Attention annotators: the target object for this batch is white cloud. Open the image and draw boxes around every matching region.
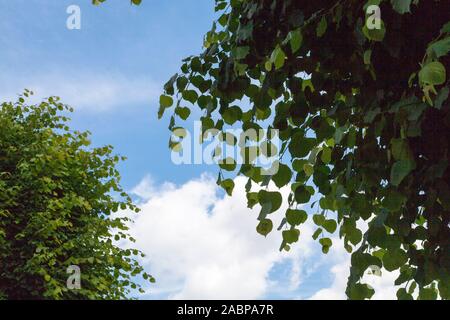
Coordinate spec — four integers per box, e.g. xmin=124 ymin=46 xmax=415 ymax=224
xmin=309 ymin=235 xmax=399 ymax=300
xmin=0 ymin=71 xmax=160 ymax=112
xmin=122 ymin=174 xmax=399 ymax=300
xmin=310 ymin=261 xmax=399 ymax=300
xmin=130 ymin=175 xmax=176 ymax=201
xmin=309 ymin=262 xmax=349 ymax=300
xmin=124 ymin=174 xmax=321 ymax=299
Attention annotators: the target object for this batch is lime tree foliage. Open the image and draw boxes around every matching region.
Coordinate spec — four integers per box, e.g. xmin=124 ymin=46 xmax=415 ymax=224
xmin=112 ymin=0 xmax=450 ymax=299
xmin=0 ymin=92 xmax=154 ymax=299
xmin=156 ymin=0 xmax=450 ymax=299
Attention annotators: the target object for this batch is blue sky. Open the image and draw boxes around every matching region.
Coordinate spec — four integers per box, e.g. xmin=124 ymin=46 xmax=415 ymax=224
xmin=0 ymin=0 xmax=215 ymax=188
xmin=0 ymin=0 xmax=398 ymax=299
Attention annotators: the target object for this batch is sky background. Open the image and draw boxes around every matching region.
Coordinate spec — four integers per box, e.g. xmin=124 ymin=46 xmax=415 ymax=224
xmin=0 ymin=0 xmax=398 ymax=299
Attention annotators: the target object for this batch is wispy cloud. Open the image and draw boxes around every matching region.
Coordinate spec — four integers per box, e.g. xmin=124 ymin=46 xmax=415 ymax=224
xmin=0 ymin=71 xmax=160 ymax=112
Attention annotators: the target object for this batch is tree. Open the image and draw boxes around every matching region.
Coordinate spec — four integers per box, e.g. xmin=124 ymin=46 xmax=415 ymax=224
xmin=156 ymin=0 xmax=450 ymax=300
xmin=0 ymin=91 xmax=154 ymax=300
xmin=97 ymin=0 xmax=449 ymax=299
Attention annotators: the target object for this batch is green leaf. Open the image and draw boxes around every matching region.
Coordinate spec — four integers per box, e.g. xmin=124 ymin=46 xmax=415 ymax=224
xmin=272 ymin=163 xmax=292 ymax=188
xmin=319 ymin=237 xmax=332 ymax=247
xmin=256 ymin=219 xmax=273 ymax=237
xmin=220 ymin=179 xmax=235 ymax=196
xmin=294 ymin=185 xmax=311 ymax=204
xmin=363 ymin=49 xmax=372 ymax=65
xmin=159 ymin=95 xmax=173 ymax=108
xmin=396 ymin=288 xmax=413 ymax=300
xmin=313 ymin=214 xmax=325 ymax=226
xmin=234 ymin=46 xmax=250 ymax=59
xmin=427 ymin=37 xmax=450 ymax=58
xmin=258 ymin=190 xmax=282 ymax=214
xmin=441 ymin=21 xmax=450 ymax=34
xmin=362 ymin=20 xmax=386 ymax=42
xmin=418 ymin=287 xmax=438 ymax=300
xmin=382 ymin=191 xmax=406 ymax=212
xmin=347 ymin=228 xmax=363 ymax=246
xmin=390 ymin=160 xmax=415 ymax=186
xmin=164 ymin=73 xmax=177 ymax=95
xmin=438 ymin=280 xmax=450 ymax=299
xmin=219 ymin=157 xmax=237 ymax=171
xmin=312 ymin=228 xmax=322 ymax=240
xmin=177 ymin=76 xmax=189 ymax=91
xmin=175 ymin=106 xmax=191 ymax=120
xmin=408 ymin=282 xmax=417 ymax=294
xmin=348 ymin=283 xmax=375 ymax=300
xmin=419 ymin=61 xmax=446 ymax=85
xmin=351 ymin=251 xmax=382 ymax=274
xmin=319 ymin=237 xmax=332 ymax=253
xmin=289 ymin=133 xmax=315 ymax=158
xmin=315 ymin=120 xmax=335 ymax=141
xmin=316 ymin=16 xmax=327 ymax=37
xmin=319 ymin=196 xmax=336 ymax=211
xmin=286 ymin=209 xmax=307 ymax=226
xmin=320 ymin=147 xmax=332 ymax=164
xmin=246 ymin=192 xmax=259 ymax=208
xmin=292 ymin=159 xmax=307 ymax=172
xmin=390 ymin=138 xmax=413 ymax=161
xmin=289 ymin=29 xmax=303 ymax=53
xmin=282 ymin=229 xmax=300 ymax=244
xmin=223 ymin=106 xmax=243 ymax=125
xmin=303 ymin=163 xmax=314 ymax=176
xmin=347 ymin=127 xmax=357 ymax=148
xmin=182 ymin=90 xmax=199 ymax=104
xmin=271 ymin=46 xmax=286 ymax=69
xmin=434 ymin=86 xmax=449 ymax=109
xmin=264 ymin=60 xmax=272 ymax=72
xmin=323 ymin=219 xmax=337 ymax=233
xmin=383 ymin=249 xmax=408 ymax=271
xmin=395 ymin=268 xmax=412 ymax=285
xmin=391 ymin=0 xmax=412 ymax=14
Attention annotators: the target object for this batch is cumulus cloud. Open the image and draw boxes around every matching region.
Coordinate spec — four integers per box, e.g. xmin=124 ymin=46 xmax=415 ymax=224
xmin=0 ymin=71 xmax=160 ymax=112
xmin=122 ymin=173 xmax=398 ymax=300
xmin=130 ymin=175 xmax=176 ymax=201
xmin=310 ymin=260 xmax=399 ymax=300
xmin=123 ymin=174 xmax=322 ymax=299
xmin=309 ymin=234 xmax=399 ymax=300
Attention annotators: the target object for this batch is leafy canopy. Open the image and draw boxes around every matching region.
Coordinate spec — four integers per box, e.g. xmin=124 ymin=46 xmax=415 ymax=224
xmin=0 ymin=92 xmax=154 ymax=299
xmin=103 ymin=0 xmax=450 ymax=299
